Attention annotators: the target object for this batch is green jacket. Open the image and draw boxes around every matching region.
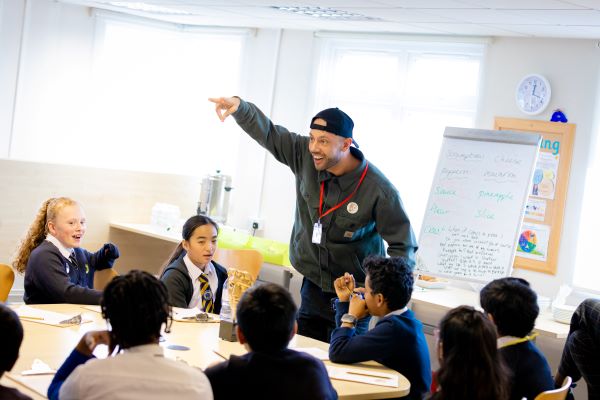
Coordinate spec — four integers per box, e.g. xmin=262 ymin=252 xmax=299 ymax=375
xmin=233 ymin=99 xmax=417 ymax=292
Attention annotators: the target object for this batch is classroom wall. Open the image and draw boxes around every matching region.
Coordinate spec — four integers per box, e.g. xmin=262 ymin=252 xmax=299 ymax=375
xmin=3 ymin=1 xmax=600 ymax=302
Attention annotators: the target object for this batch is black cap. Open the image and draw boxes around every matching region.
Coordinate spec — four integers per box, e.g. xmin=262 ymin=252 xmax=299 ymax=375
xmin=310 ymin=107 xmax=358 ymax=148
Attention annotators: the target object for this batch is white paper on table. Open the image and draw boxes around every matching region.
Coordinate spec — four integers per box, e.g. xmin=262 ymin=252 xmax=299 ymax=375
xmin=326 ymin=365 xmax=399 ymax=387
xmin=20 ymin=359 xmax=56 ymax=376
xmin=15 ymin=305 xmax=92 ymax=327
xmin=294 ymin=347 xmax=329 ymax=361
xmin=172 ymin=307 xmax=219 ymax=323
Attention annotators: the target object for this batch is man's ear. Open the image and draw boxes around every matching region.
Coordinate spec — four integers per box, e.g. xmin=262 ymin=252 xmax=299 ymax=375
xmin=181 ymin=240 xmax=189 ymax=253
xmin=486 ymin=313 xmax=495 ymax=324
xmin=342 ymin=137 xmax=353 ymax=151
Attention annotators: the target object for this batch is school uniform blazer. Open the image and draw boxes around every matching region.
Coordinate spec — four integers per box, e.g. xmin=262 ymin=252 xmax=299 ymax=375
xmin=160 ymin=253 xmax=228 ymax=313
xmin=24 ymin=241 xmax=118 ymax=305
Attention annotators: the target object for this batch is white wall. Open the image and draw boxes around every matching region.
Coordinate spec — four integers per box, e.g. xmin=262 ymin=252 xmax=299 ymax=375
xmin=3 ymin=1 xmax=600 ymax=301
xmin=477 ymin=37 xmax=600 ymax=297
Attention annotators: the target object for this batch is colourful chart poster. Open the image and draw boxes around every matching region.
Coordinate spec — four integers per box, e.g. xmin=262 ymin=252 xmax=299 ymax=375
xmin=530 ymin=152 xmax=560 ymax=200
xmin=525 ymin=198 xmax=547 ymax=222
xmin=516 ymin=223 xmax=550 ymax=262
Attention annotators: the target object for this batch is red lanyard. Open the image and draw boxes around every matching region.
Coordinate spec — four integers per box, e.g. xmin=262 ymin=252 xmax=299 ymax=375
xmin=319 ymin=162 xmax=369 ymax=221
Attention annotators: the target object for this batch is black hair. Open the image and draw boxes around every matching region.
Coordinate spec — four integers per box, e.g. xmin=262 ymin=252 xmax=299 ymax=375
xmin=236 ymin=283 xmax=297 ymax=353
xmin=364 ymin=255 xmax=413 ymax=310
xmin=101 ymin=270 xmax=171 ymax=351
xmin=434 ymin=306 xmax=510 ymax=400
xmin=160 ymin=214 xmax=219 ymax=274
xmin=480 ymin=277 xmax=538 ymax=337
xmin=0 ymin=304 xmax=23 ymax=374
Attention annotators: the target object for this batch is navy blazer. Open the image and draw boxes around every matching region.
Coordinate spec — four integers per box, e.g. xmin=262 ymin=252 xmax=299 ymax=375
xmin=24 ymin=240 xmax=118 ymax=305
xmin=160 ymin=253 xmax=228 ymax=313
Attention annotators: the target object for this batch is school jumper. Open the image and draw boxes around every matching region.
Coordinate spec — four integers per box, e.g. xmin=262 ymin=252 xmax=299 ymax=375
xmin=330 ymin=301 xmax=431 ymax=400
xmin=24 ymin=240 xmax=118 ymax=305
xmin=204 ymin=348 xmax=337 ymax=400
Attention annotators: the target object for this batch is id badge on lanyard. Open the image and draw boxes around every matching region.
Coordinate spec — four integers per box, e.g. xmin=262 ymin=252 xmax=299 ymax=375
xmin=312 ymin=220 xmax=323 ymax=244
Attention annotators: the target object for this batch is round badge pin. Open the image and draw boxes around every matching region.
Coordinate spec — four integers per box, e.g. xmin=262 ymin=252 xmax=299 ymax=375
xmin=347 ymin=202 xmax=359 ymax=214
xmin=203 ymin=291 xmax=213 ymax=301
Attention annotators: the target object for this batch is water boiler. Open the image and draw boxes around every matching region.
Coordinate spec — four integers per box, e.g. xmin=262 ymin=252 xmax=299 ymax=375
xmin=197 ymin=170 xmax=233 ymax=224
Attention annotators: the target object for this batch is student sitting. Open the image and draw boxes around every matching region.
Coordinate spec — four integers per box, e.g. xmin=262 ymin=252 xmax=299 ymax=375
xmin=0 ymin=304 xmax=33 ymax=400
xmin=555 ymin=298 xmax=600 ymax=399
xmin=160 ymin=215 xmax=227 ymax=313
xmin=480 ymin=277 xmax=554 ymax=400
xmin=429 ymin=306 xmax=510 ymax=400
xmin=47 ymin=270 xmax=212 ymax=400
xmin=13 ymin=197 xmax=119 ymax=305
xmin=329 ymin=256 xmax=431 ymax=400
xmin=204 ymin=283 xmax=337 ymax=400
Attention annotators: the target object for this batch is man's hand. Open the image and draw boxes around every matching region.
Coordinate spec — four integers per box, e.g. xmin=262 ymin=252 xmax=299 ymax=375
xmin=208 ymin=97 xmax=240 ymax=122
xmin=334 ymin=272 xmax=355 ymax=302
xmin=75 ymin=330 xmax=114 ymax=357
xmin=349 ymin=288 xmax=369 ymax=319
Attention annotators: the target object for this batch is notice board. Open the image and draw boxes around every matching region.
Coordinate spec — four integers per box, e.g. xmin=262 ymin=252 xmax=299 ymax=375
xmin=417 ymin=127 xmax=541 ymax=283
xmin=495 ymin=117 xmax=575 ymax=275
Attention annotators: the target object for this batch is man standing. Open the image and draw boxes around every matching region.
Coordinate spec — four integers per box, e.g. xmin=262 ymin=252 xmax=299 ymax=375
xmin=209 ymin=96 xmax=417 ymax=342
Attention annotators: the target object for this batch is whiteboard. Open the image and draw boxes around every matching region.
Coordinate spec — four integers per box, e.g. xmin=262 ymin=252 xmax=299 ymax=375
xmin=417 ymin=127 xmax=541 ymax=283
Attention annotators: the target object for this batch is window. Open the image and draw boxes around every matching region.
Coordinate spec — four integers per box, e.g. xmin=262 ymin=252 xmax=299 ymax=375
xmin=10 ymin=11 xmax=247 ymax=176
xmin=313 ymin=37 xmax=485 ymax=234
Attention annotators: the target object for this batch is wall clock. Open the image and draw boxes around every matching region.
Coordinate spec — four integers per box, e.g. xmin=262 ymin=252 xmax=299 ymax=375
xmin=516 ymin=74 xmax=551 ymax=115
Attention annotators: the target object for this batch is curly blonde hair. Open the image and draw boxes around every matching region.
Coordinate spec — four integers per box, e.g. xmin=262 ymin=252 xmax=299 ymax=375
xmin=12 ymin=197 xmax=78 ymax=274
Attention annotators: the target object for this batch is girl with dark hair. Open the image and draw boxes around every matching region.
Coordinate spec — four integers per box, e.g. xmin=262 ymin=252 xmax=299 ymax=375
xmin=430 ymin=306 xmax=510 ymax=400
xmin=160 ymin=215 xmax=228 ymax=313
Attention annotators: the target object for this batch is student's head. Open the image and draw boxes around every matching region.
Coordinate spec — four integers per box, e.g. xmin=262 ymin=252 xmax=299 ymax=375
xmin=363 ymin=256 xmax=413 ymax=316
xmin=101 ymin=270 xmax=171 ymax=350
xmin=435 ymin=306 xmax=509 ymax=400
xmin=0 ymin=304 xmax=24 ymax=376
xmin=235 ymin=283 xmax=297 ymax=353
xmin=13 ymin=197 xmax=83 ymax=273
xmin=309 ymin=108 xmax=355 ymax=172
xmin=161 ymin=215 xmax=219 ymax=273
xmin=181 ymin=215 xmax=219 ymax=268
xmin=480 ymin=277 xmax=538 ymax=338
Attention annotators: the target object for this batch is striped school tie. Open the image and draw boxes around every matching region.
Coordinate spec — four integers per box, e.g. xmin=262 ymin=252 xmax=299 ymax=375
xmin=198 ymin=274 xmax=214 ymax=313
xmin=69 ymin=251 xmax=79 ymax=268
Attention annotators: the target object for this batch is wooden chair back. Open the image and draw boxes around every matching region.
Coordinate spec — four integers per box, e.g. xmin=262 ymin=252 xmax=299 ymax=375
xmin=214 ymin=248 xmax=263 ymax=280
xmin=534 ymin=377 xmax=572 ymax=400
xmin=93 ymin=268 xmax=119 ymax=291
xmin=0 ymin=263 xmax=15 ymax=302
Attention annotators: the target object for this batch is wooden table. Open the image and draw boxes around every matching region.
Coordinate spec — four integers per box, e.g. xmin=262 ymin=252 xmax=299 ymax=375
xmin=3 ymin=304 xmax=410 ymax=399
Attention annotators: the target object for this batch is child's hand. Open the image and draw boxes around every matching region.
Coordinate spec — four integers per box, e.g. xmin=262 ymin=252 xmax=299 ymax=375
xmin=208 ymin=97 xmax=240 ymax=122
xmin=349 ymin=291 xmax=368 ymax=319
xmin=334 ymin=273 xmax=355 ymax=302
xmin=75 ymin=330 xmax=113 ymax=357
xmin=103 ymin=243 xmax=120 ymax=259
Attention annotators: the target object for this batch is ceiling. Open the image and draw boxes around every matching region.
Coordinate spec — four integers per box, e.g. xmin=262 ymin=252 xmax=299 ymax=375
xmin=59 ymin=0 xmax=600 ymax=39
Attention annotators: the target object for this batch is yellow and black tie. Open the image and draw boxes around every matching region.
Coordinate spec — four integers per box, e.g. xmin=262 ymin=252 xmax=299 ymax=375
xmin=198 ymin=274 xmax=214 ymax=313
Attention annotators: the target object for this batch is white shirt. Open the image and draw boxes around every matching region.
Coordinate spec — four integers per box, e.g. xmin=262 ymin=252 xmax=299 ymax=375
xmin=368 ymin=307 xmax=408 ymax=331
xmin=183 ymin=254 xmax=218 ymax=310
xmin=46 ymin=234 xmax=73 ymax=259
xmin=59 ymin=344 xmax=213 ymax=400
